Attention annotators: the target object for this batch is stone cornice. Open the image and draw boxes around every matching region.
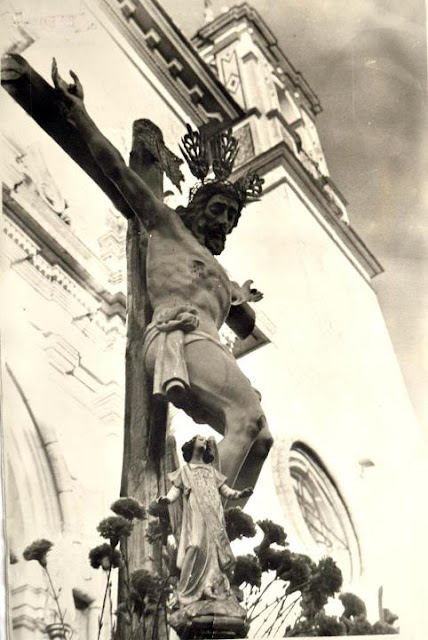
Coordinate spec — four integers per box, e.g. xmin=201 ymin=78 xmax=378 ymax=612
xmin=93 ymin=0 xmax=245 ymax=130
xmin=3 ymin=186 xmax=127 ymax=323
xmin=192 ymin=3 xmax=321 ymax=116
xmin=232 ymin=143 xmax=383 ymax=282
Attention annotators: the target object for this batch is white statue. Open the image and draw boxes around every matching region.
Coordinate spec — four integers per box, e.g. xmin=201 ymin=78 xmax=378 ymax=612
xmin=159 ymin=435 xmax=252 ymax=606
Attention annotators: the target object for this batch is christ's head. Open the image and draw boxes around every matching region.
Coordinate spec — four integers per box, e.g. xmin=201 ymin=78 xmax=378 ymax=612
xmin=176 ymin=183 xmax=242 ymax=255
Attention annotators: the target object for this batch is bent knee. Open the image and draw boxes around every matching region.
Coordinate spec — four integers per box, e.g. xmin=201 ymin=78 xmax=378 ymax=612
xmin=233 ymin=413 xmax=271 ymax=445
xmin=252 ymin=427 xmax=274 ymax=459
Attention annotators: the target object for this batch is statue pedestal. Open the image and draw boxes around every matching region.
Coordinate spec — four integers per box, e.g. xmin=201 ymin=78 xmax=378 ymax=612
xmin=170 ymin=595 xmax=249 ymax=639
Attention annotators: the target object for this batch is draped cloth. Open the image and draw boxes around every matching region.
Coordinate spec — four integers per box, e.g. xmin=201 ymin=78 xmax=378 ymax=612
xmin=168 ymin=463 xmax=235 ymax=606
xmin=143 ymin=304 xmax=234 ymax=400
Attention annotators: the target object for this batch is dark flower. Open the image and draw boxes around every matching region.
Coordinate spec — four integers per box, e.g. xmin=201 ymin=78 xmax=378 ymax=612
xmin=129 ymin=569 xmax=162 ymax=617
xmin=257 ymin=519 xmax=287 ymax=546
xmin=130 ymin=569 xmax=161 ymax=600
xmin=256 ymin=547 xmax=291 ymax=574
xmin=284 ymin=617 xmax=315 ymax=637
xmin=285 ymin=611 xmax=347 ymax=637
xmin=283 ymin=554 xmax=313 ymax=595
xmin=147 ymin=500 xmax=172 ymax=545
xmin=299 ymin=557 xmax=342 ymax=618
xmin=339 ymin=592 xmax=367 ymax=619
xmin=111 ymin=497 xmax=146 ymax=521
xmin=232 ymin=555 xmax=262 ymax=589
xmin=382 ymin=608 xmax=399 ymax=625
xmin=225 ymin=508 xmax=256 ymax=542
xmin=23 ymin=539 xmax=53 ymax=567
xmin=89 ymin=543 xmax=122 ymax=570
xmin=372 ymin=620 xmax=399 ymax=634
xmin=346 ymin=617 xmax=376 ymax=635
xmin=316 ymin=557 xmax=343 ymax=595
xmin=148 ymin=500 xmax=168 ymax=518
xmin=97 ymin=516 xmax=133 ymax=547
xmin=145 ymin=520 xmax=162 ymax=545
xmin=315 ymin=612 xmax=347 ymax=636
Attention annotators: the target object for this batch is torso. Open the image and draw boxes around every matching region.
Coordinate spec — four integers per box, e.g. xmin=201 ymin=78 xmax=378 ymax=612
xmin=145 ymin=208 xmax=232 ymax=335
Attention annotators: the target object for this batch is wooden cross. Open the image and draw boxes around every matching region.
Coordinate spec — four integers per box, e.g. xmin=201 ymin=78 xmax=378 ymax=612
xmin=2 ymin=53 xmax=255 ymax=638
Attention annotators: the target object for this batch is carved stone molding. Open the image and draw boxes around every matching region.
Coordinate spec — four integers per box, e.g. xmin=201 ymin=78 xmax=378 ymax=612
xmin=188 ymin=85 xmax=204 ymax=104
xmin=3 ymin=212 xmax=127 ymax=340
xmin=100 ymin=0 xmax=243 ymax=127
xmin=116 ymin=0 xmax=137 ymax=20
xmin=144 ymin=27 xmax=161 ymax=50
xmin=167 ymin=58 xmax=184 ymax=78
xmin=93 ymin=381 xmax=124 ymax=426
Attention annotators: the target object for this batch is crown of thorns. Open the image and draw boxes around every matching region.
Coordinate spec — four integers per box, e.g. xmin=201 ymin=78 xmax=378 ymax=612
xmin=179 ymin=125 xmax=264 ymax=207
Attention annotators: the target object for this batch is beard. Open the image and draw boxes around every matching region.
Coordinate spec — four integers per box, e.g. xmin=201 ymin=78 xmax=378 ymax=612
xmin=190 ymin=216 xmax=228 ymax=255
xmin=203 ymin=224 xmax=227 ymax=255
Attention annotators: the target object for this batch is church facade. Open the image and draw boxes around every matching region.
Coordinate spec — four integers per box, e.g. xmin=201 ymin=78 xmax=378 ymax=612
xmin=1 ymin=1 xmax=426 ymax=638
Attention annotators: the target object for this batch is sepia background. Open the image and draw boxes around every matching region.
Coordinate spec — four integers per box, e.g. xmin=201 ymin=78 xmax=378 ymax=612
xmin=1 ymin=1 xmax=428 ymax=639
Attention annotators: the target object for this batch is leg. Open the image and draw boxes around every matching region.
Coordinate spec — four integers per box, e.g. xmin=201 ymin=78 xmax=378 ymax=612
xmin=226 ymin=416 xmax=274 ymax=507
xmin=183 ymin=340 xmax=273 ymax=494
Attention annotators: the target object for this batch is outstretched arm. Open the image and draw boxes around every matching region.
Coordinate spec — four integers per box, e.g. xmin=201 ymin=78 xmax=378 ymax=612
xmin=158 ymin=485 xmax=182 ymax=505
xmin=220 ymin=484 xmax=253 ymax=500
xmin=231 ymin=279 xmax=264 ymax=305
xmin=51 ymin=59 xmax=165 ymax=230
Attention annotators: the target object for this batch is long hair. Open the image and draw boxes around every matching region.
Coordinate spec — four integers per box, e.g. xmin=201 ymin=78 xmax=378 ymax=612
xmin=181 ymin=436 xmax=215 ymax=464
xmin=176 ymin=182 xmax=243 ymax=233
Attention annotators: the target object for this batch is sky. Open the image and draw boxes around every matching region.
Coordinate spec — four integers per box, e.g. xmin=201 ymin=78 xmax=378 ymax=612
xmin=164 ymin=0 xmax=428 ymax=438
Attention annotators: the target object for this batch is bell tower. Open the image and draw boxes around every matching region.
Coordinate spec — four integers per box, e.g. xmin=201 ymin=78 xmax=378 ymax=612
xmin=193 ymin=3 xmax=348 ymax=220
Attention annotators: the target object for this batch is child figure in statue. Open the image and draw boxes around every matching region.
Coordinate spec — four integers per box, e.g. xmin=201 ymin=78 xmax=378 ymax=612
xmin=158 ymin=435 xmax=252 ymax=607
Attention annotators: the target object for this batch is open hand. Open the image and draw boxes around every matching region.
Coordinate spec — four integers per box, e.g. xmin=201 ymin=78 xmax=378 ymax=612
xmin=241 ymin=280 xmax=263 ymax=303
xmin=239 ymin=487 xmax=253 ymax=499
xmin=52 ymin=58 xmax=84 ymax=107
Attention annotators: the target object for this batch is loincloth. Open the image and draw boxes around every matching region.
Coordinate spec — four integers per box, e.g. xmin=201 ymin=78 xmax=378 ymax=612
xmin=143 ymin=304 xmax=234 ymax=400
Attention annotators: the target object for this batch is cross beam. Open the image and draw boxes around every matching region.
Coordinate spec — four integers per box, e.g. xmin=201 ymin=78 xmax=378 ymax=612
xmin=2 ymin=54 xmax=133 ymax=218
xmin=1 ymin=54 xmax=256 ymax=340
xmin=2 ymin=52 xmax=257 ymax=640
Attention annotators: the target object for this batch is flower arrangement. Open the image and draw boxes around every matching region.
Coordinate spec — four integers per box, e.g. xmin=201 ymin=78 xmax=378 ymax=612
xmin=224 ymin=506 xmax=257 ymax=541
xmin=23 ymin=538 xmax=53 ymax=567
xmin=223 ymin=514 xmax=399 ymax=637
xmin=89 ymin=496 xmax=145 ymax=639
xmin=20 ymin=500 xmax=398 ymax=639
xmin=22 ymin=539 xmax=70 ymax=639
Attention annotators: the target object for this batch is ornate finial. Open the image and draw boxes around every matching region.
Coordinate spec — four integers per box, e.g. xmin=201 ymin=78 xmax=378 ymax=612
xmin=179 ymin=124 xmax=264 ymax=211
xmin=211 ymin=128 xmax=239 ymax=181
xmin=179 ymin=124 xmax=209 ymax=181
xmin=235 ymin=171 xmax=264 ymax=202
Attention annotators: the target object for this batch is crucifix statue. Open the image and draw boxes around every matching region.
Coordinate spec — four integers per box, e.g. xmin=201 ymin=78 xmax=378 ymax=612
xmin=49 ymin=59 xmax=274 ymax=494
xmin=2 ymin=52 xmax=274 ymax=638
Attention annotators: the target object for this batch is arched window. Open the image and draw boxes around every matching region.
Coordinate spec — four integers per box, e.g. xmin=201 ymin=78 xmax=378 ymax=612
xmin=273 ymin=441 xmax=361 ymax=583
